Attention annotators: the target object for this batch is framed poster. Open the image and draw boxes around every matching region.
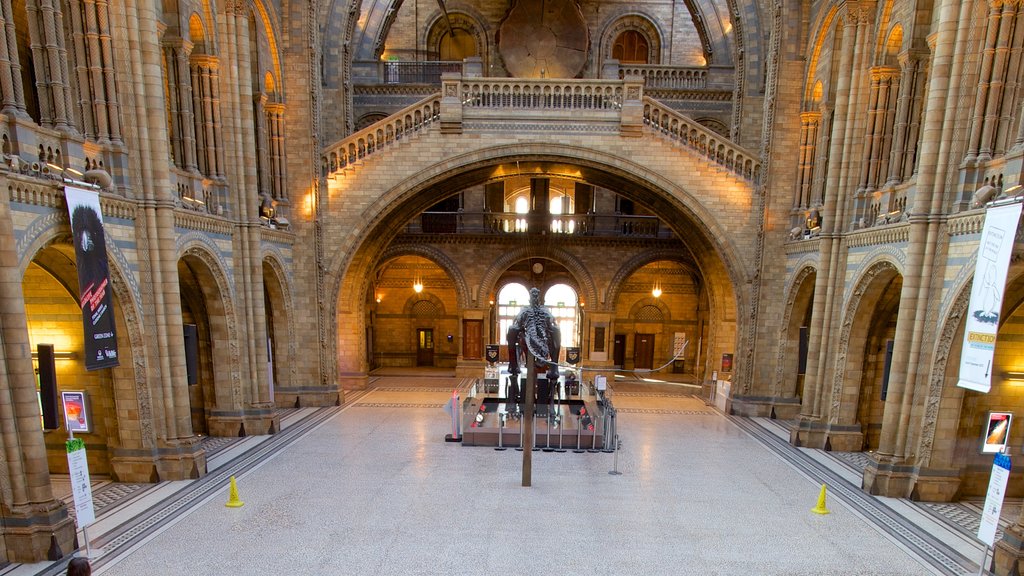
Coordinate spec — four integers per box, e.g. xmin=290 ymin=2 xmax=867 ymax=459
xmin=982 ymin=411 xmax=1012 ymax=454
xmin=62 ymin=391 xmax=91 ymax=434
xmin=721 ymin=353 xmax=734 ymax=373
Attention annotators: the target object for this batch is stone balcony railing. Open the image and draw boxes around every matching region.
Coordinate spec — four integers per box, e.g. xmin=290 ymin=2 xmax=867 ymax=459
xmin=405 ymin=211 xmax=673 ymax=239
xmin=323 ymin=74 xmax=760 ymax=183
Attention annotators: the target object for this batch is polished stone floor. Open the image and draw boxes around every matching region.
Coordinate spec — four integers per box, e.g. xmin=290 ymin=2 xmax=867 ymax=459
xmin=11 ymin=370 xmax=1012 ymax=575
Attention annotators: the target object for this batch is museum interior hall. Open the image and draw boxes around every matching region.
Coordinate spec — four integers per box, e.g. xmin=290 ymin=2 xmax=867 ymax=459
xmin=3 ymin=0 xmax=1024 ymax=573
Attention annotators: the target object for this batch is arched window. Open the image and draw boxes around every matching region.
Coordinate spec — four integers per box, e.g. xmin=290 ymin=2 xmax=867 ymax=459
xmin=438 ymin=29 xmax=477 ymax=61
xmin=612 ymin=30 xmax=649 ymax=64
xmin=545 ymin=284 xmax=579 ymax=347
xmin=498 ymin=283 xmax=530 ymax=344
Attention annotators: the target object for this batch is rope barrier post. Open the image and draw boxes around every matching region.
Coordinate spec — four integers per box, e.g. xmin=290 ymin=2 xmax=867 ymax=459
xmin=495 ymin=412 xmax=506 ymax=451
xmin=609 ymin=434 xmax=622 ymax=476
xmin=522 ymin=355 xmax=536 ymax=486
xmin=573 ymin=412 xmax=584 ymax=453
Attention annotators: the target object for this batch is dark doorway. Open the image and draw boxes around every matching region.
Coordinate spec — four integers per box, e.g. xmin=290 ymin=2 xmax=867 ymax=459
xmin=613 ymin=334 xmax=626 ymax=367
xmin=634 ymin=333 xmax=655 ymax=369
xmin=417 ymin=328 xmax=435 ymax=366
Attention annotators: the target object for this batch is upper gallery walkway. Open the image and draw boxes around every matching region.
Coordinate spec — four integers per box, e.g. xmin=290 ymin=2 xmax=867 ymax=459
xmin=322 ymin=73 xmax=761 ymax=185
xmin=8 ymin=370 xmax=1015 ymax=576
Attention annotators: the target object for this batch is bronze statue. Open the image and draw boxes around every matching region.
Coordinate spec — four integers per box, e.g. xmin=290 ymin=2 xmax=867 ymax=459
xmin=506 ymin=287 xmax=561 ymax=382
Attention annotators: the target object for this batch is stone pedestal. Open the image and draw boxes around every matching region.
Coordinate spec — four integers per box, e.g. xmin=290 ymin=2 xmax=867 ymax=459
xmin=1 ymin=501 xmax=76 ymax=563
xmin=862 ymin=455 xmax=914 ymax=498
xmin=274 ymin=386 xmax=344 ymax=408
xmin=994 ymin=526 xmax=1024 ymax=576
xmin=207 ymin=406 xmax=282 ymax=437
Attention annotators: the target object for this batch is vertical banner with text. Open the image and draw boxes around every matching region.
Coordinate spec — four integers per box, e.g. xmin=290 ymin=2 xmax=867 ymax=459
xmin=958 ymin=202 xmax=1022 ymax=393
xmin=65 ymin=186 xmax=119 ymax=370
xmin=66 ymin=438 xmax=95 ymax=527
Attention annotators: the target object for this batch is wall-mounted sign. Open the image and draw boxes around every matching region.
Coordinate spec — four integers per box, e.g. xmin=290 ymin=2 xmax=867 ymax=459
xmin=62 ymin=391 xmax=91 ymax=434
xmin=982 ymin=411 xmax=1012 ymax=454
xmin=485 ymin=344 xmax=499 ymax=363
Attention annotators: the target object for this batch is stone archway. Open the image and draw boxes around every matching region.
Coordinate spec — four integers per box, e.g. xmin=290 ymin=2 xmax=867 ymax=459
xmin=324 ymin=144 xmax=749 ymax=391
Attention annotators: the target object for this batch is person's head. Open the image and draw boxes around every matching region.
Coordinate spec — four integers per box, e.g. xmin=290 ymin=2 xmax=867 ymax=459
xmin=529 ymin=287 xmax=541 ymax=306
xmin=67 ymin=557 xmax=91 ymax=576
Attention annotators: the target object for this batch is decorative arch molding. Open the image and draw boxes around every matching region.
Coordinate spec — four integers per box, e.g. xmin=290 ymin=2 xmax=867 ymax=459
xmin=19 ymin=226 xmax=154 ymax=448
xmin=178 ymin=241 xmax=243 ymax=404
xmin=379 ymin=243 xmax=471 ymax=310
xmin=829 ymin=260 xmax=900 ymax=424
xmin=844 ymin=248 xmax=907 ymax=303
xmin=402 ymin=292 xmax=447 ymax=316
xmin=803 ymin=4 xmax=842 ymax=105
xmin=627 ymin=297 xmax=672 ymax=322
xmin=424 ymin=10 xmax=489 ymax=60
xmin=17 ymin=214 xmax=143 ymax=307
xmin=696 ymin=117 xmax=729 ymax=138
xmin=261 ymin=249 xmax=297 ymax=387
xmin=772 ymin=264 xmax=817 ymax=396
xmin=599 ymin=12 xmax=665 ymax=64
xmin=917 ymin=285 xmax=970 ymax=467
xmin=250 ymin=0 xmax=286 ymax=99
xmin=476 ymin=245 xmax=597 ymax=312
xmin=176 ymin=232 xmax=236 ymax=288
xmin=605 ymin=248 xmax=701 ymax=310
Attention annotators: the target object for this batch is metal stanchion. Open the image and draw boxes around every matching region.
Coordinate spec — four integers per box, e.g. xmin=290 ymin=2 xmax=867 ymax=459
xmin=532 ymin=411 xmax=540 ymax=451
xmin=588 ymin=417 xmax=599 ymax=452
xmin=601 ymin=408 xmax=615 ymax=453
xmin=495 ymin=412 xmax=507 ymax=451
xmin=573 ymin=413 xmax=584 ymax=453
xmin=515 ymin=414 xmax=524 ymax=451
xmin=609 ymin=434 xmax=622 ymax=476
xmin=555 ymin=404 xmax=566 ymax=452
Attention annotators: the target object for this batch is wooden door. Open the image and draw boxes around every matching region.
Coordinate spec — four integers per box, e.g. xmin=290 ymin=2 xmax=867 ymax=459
xmin=463 ymin=320 xmax=482 ymax=359
xmin=634 ymin=333 xmax=655 ymax=369
xmin=613 ymin=334 xmax=626 ymax=367
xmin=417 ymin=328 xmax=434 ymax=366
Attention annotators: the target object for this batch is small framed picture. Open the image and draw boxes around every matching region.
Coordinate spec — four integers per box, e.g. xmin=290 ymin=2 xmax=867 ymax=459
xmin=62 ymin=391 xmax=91 ymax=434
xmin=982 ymin=411 xmax=1012 ymax=454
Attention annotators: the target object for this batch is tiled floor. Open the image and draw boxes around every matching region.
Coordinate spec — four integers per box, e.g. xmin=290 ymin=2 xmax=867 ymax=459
xmin=14 ymin=372 xmax=1014 ymax=576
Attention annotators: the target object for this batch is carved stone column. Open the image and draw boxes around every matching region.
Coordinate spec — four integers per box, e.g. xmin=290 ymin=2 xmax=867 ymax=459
xmin=886 ymin=52 xmax=927 ymax=186
xmin=0 ymin=175 xmax=75 ymax=561
xmin=0 ymin=0 xmax=26 ymax=115
xmin=792 ymin=15 xmax=859 ymax=449
xmin=26 ymin=0 xmax=75 ymax=132
xmin=794 ymin=110 xmax=820 ymax=215
xmin=266 ymin=101 xmax=287 ymax=206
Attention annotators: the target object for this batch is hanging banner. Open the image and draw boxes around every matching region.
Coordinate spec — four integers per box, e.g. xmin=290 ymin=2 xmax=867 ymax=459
xmin=65 ymin=186 xmax=119 ymax=370
xmin=958 ymin=202 xmax=1022 ymax=393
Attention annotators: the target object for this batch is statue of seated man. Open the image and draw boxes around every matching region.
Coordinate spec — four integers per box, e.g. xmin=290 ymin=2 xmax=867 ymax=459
xmin=506 ymin=287 xmax=561 ymax=382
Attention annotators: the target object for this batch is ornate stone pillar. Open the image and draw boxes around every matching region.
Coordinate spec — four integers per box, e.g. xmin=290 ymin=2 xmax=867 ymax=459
xmin=191 ymin=56 xmax=223 ymax=178
xmin=266 ymin=101 xmax=287 ymax=205
xmin=794 ymin=110 xmax=820 ymax=213
xmin=864 ymin=0 xmax=973 ymax=498
xmin=0 ymin=0 xmax=26 ymax=115
xmin=0 ymin=175 xmax=76 ymax=561
xmin=793 ymin=15 xmax=859 ymax=447
xmin=26 ymin=0 xmax=75 ymax=132
xmin=886 ymin=52 xmax=927 ymax=186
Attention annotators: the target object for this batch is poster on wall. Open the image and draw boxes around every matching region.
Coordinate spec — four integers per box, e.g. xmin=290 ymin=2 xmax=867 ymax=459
xmin=721 ymin=353 xmax=734 ymax=373
xmin=65 ymin=186 xmax=119 ymax=370
xmin=958 ymin=201 xmax=1022 ymax=393
xmin=62 ymin=391 xmax=91 ymax=434
xmin=982 ymin=412 xmax=1013 ymax=454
